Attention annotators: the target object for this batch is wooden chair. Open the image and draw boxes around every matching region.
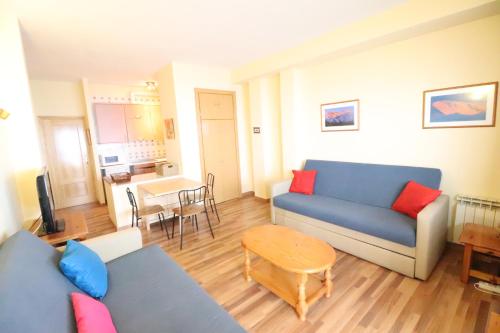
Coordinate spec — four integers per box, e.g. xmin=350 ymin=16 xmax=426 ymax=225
xmin=206 ymin=173 xmax=221 ymax=224
xmin=126 ymin=188 xmax=169 ymax=238
xmin=172 ymin=186 xmax=214 ymax=250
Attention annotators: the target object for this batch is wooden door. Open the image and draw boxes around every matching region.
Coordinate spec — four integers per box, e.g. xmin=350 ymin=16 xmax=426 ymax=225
xmin=196 ymin=90 xmax=240 ymax=203
xmin=125 ymin=104 xmax=152 ymax=141
xmin=41 ymin=118 xmax=96 ymax=208
xmin=94 ymin=104 xmax=127 ymax=143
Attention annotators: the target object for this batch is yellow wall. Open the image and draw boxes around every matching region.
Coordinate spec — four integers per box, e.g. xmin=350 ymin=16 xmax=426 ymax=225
xmin=0 ymin=1 xmax=43 ymax=240
xmin=248 ymin=74 xmax=283 ymax=198
xmin=155 ymin=63 xmax=254 ymax=192
xmin=30 ymin=80 xmax=86 ymax=117
xmin=233 ymin=0 xmax=499 ymax=82
xmin=275 ymin=15 xmax=500 ymax=240
xmin=154 ymin=64 xmax=182 ymax=169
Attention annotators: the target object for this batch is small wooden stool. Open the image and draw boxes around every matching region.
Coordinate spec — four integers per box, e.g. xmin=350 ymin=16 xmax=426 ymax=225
xmin=459 ymin=223 xmax=500 ymax=284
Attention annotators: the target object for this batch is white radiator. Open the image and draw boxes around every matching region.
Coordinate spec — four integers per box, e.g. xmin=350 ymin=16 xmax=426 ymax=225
xmin=454 ymin=194 xmax=500 ymax=240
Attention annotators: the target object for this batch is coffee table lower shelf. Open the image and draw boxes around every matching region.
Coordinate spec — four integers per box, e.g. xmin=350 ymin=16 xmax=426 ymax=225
xmin=249 ymin=259 xmax=327 ymax=314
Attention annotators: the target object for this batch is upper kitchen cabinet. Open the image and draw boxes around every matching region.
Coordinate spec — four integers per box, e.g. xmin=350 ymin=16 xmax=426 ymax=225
xmin=94 ymin=104 xmax=128 ymax=143
xmin=145 ymin=105 xmax=164 ymax=141
xmin=125 ymin=104 xmax=152 ymax=141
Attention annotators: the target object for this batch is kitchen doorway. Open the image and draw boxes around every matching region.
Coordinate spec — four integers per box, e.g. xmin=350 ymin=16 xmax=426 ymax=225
xmin=195 ymin=89 xmax=241 ymax=203
xmin=40 ymin=117 xmax=96 ymax=208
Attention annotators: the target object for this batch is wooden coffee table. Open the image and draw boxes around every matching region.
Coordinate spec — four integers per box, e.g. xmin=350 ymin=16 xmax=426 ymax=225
xmin=241 ymin=225 xmax=336 ymax=320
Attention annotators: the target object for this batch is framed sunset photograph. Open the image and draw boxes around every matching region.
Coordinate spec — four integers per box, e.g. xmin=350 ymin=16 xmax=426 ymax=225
xmin=321 ymin=99 xmax=359 ymax=132
xmin=422 ymin=82 xmax=498 ymax=129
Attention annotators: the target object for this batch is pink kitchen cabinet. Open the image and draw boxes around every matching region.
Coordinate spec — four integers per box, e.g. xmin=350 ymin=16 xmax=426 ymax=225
xmin=94 ymin=104 xmax=128 ymax=143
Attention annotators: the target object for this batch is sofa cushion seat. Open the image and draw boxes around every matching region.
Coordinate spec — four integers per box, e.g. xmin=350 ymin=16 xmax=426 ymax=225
xmin=273 ymin=192 xmax=417 ymax=247
xmin=0 ymin=231 xmax=80 ymax=333
xmin=103 ymin=244 xmax=245 ymax=333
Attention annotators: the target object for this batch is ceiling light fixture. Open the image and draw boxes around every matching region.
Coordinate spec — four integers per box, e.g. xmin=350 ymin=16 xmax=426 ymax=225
xmin=145 ymin=81 xmax=158 ymax=91
xmin=0 ymin=108 xmax=10 ymax=120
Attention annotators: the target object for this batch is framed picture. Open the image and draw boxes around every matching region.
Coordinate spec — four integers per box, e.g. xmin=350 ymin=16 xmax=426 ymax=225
xmin=320 ymin=99 xmax=359 ymax=132
xmin=422 ymin=82 xmax=498 ymax=129
xmin=164 ymin=118 xmax=175 ymax=139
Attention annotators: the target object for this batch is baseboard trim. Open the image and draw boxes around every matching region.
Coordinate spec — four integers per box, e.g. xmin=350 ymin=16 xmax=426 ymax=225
xmin=241 ymin=191 xmax=255 ymax=198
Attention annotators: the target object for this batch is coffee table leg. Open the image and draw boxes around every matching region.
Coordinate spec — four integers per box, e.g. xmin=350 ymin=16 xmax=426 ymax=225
xmin=325 ymin=267 xmax=332 ymax=298
xmin=244 ymin=247 xmax=252 ymax=282
xmin=461 ymin=244 xmax=472 ymax=283
xmin=296 ymin=273 xmax=308 ymax=321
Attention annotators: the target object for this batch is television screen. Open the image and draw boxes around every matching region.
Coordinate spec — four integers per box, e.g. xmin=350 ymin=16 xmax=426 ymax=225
xmin=36 ymin=167 xmax=64 ymax=234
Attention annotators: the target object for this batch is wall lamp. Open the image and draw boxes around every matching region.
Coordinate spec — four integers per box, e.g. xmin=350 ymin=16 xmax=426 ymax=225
xmin=0 ymin=108 xmax=10 ymax=120
xmin=145 ymin=81 xmax=158 ymax=91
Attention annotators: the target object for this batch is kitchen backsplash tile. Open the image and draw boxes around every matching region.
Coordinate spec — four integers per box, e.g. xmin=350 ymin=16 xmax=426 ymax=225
xmin=96 ymin=140 xmax=166 ymax=163
xmin=127 ymin=140 xmax=166 ymax=161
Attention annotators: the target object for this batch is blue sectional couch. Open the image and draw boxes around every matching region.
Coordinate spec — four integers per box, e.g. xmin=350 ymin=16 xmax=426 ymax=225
xmin=0 ymin=230 xmax=245 ymax=333
xmin=272 ymin=160 xmax=449 ymax=280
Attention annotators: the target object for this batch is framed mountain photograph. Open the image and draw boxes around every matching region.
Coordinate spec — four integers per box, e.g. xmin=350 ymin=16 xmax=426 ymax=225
xmin=320 ymin=99 xmax=359 ymax=132
xmin=422 ymin=82 xmax=498 ymax=129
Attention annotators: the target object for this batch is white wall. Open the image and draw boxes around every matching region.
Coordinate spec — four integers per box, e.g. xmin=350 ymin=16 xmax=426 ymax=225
xmin=30 ymin=80 xmax=86 ymax=117
xmin=277 ymin=15 xmax=500 ymax=240
xmin=0 ymin=1 xmax=42 ymax=240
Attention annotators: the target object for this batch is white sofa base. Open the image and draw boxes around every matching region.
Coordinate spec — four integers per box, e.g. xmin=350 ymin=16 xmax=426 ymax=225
xmin=274 ymin=207 xmax=416 ymax=277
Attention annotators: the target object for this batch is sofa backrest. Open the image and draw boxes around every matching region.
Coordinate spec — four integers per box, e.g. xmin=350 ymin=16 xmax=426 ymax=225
xmin=304 ymin=160 xmax=441 ymax=208
xmin=0 ymin=231 xmax=80 ymax=333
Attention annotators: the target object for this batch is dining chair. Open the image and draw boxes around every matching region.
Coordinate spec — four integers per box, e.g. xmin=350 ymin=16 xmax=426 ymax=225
xmin=126 ymin=187 xmax=169 ymax=238
xmin=206 ymin=173 xmax=221 ymax=224
xmin=172 ymin=186 xmax=214 ymax=250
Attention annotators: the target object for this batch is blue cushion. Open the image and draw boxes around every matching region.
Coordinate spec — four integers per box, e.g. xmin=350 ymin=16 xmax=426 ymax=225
xmin=0 ymin=231 xmax=79 ymax=333
xmin=304 ymin=160 xmax=441 ymax=208
xmin=273 ymin=192 xmax=417 ymax=247
xmin=103 ymin=245 xmax=246 ymax=333
xmin=59 ymin=240 xmax=108 ymax=299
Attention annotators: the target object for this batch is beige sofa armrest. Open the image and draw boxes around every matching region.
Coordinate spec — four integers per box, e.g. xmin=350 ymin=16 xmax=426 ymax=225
xmin=272 ymin=179 xmax=292 ymax=198
xmin=58 ymin=228 xmax=143 ymax=263
xmin=415 ymin=194 xmax=449 ymax=280
xmin=271 ymin=180 xmax=292 ymax=224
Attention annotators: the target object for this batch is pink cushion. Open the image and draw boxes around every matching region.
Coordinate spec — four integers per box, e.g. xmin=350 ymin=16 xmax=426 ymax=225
xmin=71 ymin=292 xmax=117 ymax=333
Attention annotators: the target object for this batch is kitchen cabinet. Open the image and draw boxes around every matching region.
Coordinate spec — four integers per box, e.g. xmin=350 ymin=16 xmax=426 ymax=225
xmin=125 ymin=104 xmax=152 ymax=141
xmin=125 ymin=104 xmax=163 ymax=142
xmin=94 ymin=104 xmax=127 ymax=143
xmin=146 ymin=105 xmax=164 ymax=141
xmin=94 ymin=104 xmax=163 ymax=143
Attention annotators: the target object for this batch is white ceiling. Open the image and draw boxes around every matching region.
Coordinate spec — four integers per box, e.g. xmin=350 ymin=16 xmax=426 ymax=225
xmin=15 ymin=0 xmax=405 ymax=82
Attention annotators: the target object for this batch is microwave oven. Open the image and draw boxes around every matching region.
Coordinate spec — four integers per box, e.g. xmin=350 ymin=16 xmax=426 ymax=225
xmin=99 ymin=154 xmax=124 ymax=166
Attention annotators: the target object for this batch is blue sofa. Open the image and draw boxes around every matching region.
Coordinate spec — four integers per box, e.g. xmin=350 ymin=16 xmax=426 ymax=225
xmin=0 ymin=230 xmax=245 ymax=333
xmin=272 ymin=160 xmax=449 ymax=280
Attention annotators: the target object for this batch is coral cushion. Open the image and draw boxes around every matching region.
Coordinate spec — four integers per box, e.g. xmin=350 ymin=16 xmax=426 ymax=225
xmin=392 ymin=180 xmax=442 ymax=219
xmin=71 ymin=292 xmax=117 ymax=333
xmin=289 ymin=170 xmax=317 ymax=195
xmin=59 ymin=240 xmax=108 ymax=299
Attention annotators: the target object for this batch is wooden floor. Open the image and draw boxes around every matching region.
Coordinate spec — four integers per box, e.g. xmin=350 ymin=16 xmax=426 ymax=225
xmin=75 ymin=196 xmax=498 ymax=333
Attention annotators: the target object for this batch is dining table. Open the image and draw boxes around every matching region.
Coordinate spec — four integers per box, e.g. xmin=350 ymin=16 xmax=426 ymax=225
xmin=137 ymin=177 xmax=202 ymax=231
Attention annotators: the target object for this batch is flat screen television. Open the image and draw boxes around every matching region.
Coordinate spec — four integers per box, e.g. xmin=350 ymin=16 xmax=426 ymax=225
xmin=36 ymin=167 xmax=65 ymax=234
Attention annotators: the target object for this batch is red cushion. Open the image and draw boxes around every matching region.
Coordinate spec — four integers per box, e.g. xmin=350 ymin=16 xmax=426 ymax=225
xmin=71 ymin=292 xmax=117 ymax=333
xmin=392 ymin=181 xmax=442 ymax=219
xmin=289 ymin=170 xmax=317 ymax=195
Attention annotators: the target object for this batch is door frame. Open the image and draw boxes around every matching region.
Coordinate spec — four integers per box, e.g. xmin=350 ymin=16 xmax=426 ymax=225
xmin=38 ymin=116 xmax=96 ymax=208
xmin=194 ymin=88 xmax=242 ymax=199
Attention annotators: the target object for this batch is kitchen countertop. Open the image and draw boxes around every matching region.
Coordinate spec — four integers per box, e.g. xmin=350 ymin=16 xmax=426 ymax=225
xmin=103 ymin=172 xmax=175 ymax=186
xmin=100 ymin=158 xmax=169 ymax=168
